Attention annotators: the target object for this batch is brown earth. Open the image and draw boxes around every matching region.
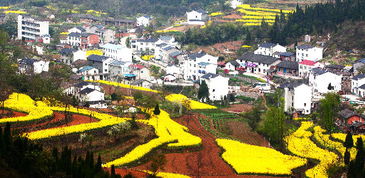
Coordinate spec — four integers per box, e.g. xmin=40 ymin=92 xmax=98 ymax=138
xmin=221 ymin=104 xmax=253 ymax=114
xmin=132 ymin=114 xmax=283 ymax=178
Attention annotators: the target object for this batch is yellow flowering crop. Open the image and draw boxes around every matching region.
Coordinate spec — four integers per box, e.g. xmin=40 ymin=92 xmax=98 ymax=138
xmin=4 ymin=10 xmax=27 ymax=14
xmin=236 ymin=19 xmax=275 ymax=23
xmin=165 ymin=94 xmax=217 ymax=110
xmin=331 ymin=133 xmax=365 ymax=145
xmin=216 ymin=139 xmax=306 ymax=175
xmin=104 ymin=109 xmax=201 ymax=167
xmin=313 ymin=126 xmax=357 ymax=162
xmin=24 ymin=106 xmax=129 ymax=140
xmin=60 ymin=32 xmax=70 ymax=35
xmin=0 ymin=6 xmax=11 ymax=10
xmin=86 ymin=49 xmax=103 ymax=57
xmin=237 ymin=4 xmax=294 ymax=14
xmin=285 ymin=121 xmax=338 ymax=178
xmin=89 ymin=80 xmax=160 ymax=93
xmin=241 ymin=45 xmax=251 ymax=48
xmin=1 ymin=93 xmax=53 ymax=123
xmin=141 ymin=55 xmax=154 ymax=61
xmin=103 ymin=137 xmax=176 ymax=167
xmin=210 ymin=12 xmax=224 ymax=16
xmin=242 ymin=15 xmax=276 ymax=20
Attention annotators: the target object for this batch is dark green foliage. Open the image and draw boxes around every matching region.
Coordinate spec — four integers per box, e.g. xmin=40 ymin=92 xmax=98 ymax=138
xmin=153 ymin=104 xmax=161 ymax=115
xmin=344 ymin=132 xmax=354 ymax=149
xmin=344 ymin=149 xmax=350 ymax=165
xmin=198 ymin=80 xmax=209 ymax=102
xmin=0 ymin=123 xmax=112 ymax=177
xmin=318 ymin=93 xmax=340 ymax=132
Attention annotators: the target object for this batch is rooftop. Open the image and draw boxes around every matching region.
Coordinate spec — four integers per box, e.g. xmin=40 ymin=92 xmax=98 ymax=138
xmin=101 ymin=43 xmax=123 ymax=50
xmin=87 ymin=55 xmax=109 ymax=62
xmin=238 ymin=52 xmax=279 ymax=65
xmin=201 ymin=73 xmax=219 ymax=79
xmin=276 ymin=61 xmax=299 ymax=70
xmin=299 ymin=60 xmax=317 ymax=66
xmin=353 ymin=74 xmax=365 ymax=80
xmin=297 ymin=44 xmax=314 ymax=50
xmin=78 ymin=66 xmax=95 ymax=73
xmin=259 ymin=43 xmax=276 ymax=48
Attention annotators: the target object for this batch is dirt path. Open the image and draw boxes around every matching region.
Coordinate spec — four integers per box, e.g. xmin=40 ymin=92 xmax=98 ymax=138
xmin=133 ymin=114 xmax=284 ymax=178
xmin=226 ymin=121 xmax=270 ymax=147
xmin=221 ymin=104 xmax=253 ymax=113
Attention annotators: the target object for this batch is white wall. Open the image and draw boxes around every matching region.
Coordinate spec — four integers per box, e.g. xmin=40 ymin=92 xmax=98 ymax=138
xmin=310 ymin=72 xmax=342 ymax=94
xmin=202 ymin=76 xmax=229 ymax=101
xmin=296 ymin=47 xmax=323 ymax=62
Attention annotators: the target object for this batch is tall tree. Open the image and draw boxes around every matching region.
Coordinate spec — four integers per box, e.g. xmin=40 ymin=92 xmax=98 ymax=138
xmin=318 ymin=93 xmax=340 ymax=132
xmin=153 ymin=104 xmax=161 ymax=115
xmin=344 ymin=132 xmax=354 ymax=149
xmin=198 ymin=80 xmax=209 ymax=102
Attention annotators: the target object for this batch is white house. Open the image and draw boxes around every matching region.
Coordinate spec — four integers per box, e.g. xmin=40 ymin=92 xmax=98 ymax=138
xmin=296 ymin=44 xmax=323 ymax=62
xmin=166 ymin=65 xmax=182 ymax=78
xmin=78 ymin=88 xmax=107 ymax=109
xmin=136 ymin=16 xmax=152 ymax=27
xmin=101 ymin=29 xmax=116 ymax=44
xmin=109 ymin=60 xmax=131 ymax=80
xmin=201 ymin=73 xmax=229 ymax=101
xmin=17 ymin=15 xmax=50 ymax=42
xmin=68 ymin=26 xmax=86 ymax=33
xmin=73 ymin=50 xmax=87 ymax=63
xmin=224 ymin=60 xmax=240 ymax=71
xmin=87 ymin=55 xmax=113 ymax=80
xmin=309 ymin=68 xmax=342 ymax=94
xmin=18 ymin=58 xmax=49 ymax=74
xmin=130 ymin=64 xmax=152 ymax=81
xmin=281 ymin=82 xmax=312 ymax=115
xmin=237 ymin=52 xmax=280 ymax=75
xmin=351 ymin=74 xmax=365 ymax=97
xmin=298 ymin=60 xmax=322 ymax=78
xmin=183 ymin=51 xmax=218 ymax=81
xmin=186 ymin=9 xmax=208 ymax=25
xmin=230 ymin=0 xmax=243 ymax=9
xmin=130 ymin=38 xmax=158 ymax=53
xmin=254 ymin=43 xmax=287 ymax=57
xmin=101 ymin=43 xmax=132 ymax=62
xmin=78 ymin=66 xmax=100 ymax=81
xmin=63 ymin=81 xmax=101 ymax=96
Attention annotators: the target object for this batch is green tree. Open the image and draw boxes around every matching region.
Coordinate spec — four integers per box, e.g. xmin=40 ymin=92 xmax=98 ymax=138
xmin=344 ymin=132 xmax=354 ymax=149
xmin=153 ymin=104 xmax=160 ymax=115
xmin=198 ymin=80 xmax=209 ymax=102
xmin=318 ymin=93 xmax=340 ymax=132
xmin=260 ymin=90 xmax=287 ymax=147
xmin=344 ymin=149 xmax=350 ymax=165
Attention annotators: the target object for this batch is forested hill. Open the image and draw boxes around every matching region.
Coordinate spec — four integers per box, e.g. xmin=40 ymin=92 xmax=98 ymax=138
xmin=3 ymin=0 xmax=227 ymax=17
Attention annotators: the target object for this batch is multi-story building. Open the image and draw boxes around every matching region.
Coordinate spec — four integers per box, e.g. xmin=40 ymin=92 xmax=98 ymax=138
xmin=66 ymin=32 xmax=100 ymax=49
xmin=281 ymin=82 xmax=312 ymax=115
xmin=17 ymin=15 xmax=49 ymax=42
xmin=186 ymin=9 xmax=208 ymax=25
xmin=183 ymin=51 xmax=218 ymax=81
xmin=254 ymin=43 xmax=287 ymax=57
xmin=201 ymin=73 xmax=229 ymax=101
xmin=100 ymin=43 xmax=132 ymax=62
xmin=351 ymin=74 xmax=365 ymax=97
xmin=237 ymin=52 xmax=280 ymax=75
xmin=309 ymin=68 xmax=342 ymax=94
xmin=296 ymin=44 xmax=323 ymax=62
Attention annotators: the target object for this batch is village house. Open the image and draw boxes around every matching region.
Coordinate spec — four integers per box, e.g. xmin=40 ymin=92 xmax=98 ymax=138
xmin=73 ymin=50 xmax=87 ymax=63
xmin=130 ymin=38 xmax=158 ymax=53
xmin=17 ymin=15 xmax=50 ymax=42
xmin=353 ymin=58 xmax=365 ymax=75
xmin=337 ymin=109 xmax=365 ymax=133
xmin=237 ymin=52 xmax=280 ymax=75
xmin=109 ymin=60 xmax=131 ymax=81
xmin=63 ymin=81 xmax=101 ymax=96
xmin=129 ymin=64 xmax=152 ymax=81
xmin=87 ymin=55 xmax=113 ymax=80
xmin=309 ymin=68 xmax=342 ymax=94
xmin=183 ymin=51 xmax=218 ymax=81
xmin=296 ymin=44 xmax=323 ymax=62
xmin=276 ymin=52 xmax=295 ymax=61
xmin=165 ymin=65 xmax=182 ymax=79
xmin=136 ymin=16 xmax=152 ymax=27
xmin=351 ymin=74 xmax=365 ymax=97
xmin=186 ymin=9 xmax=208 ymax=25
xmin=78 ymin=88 xmax=107 ymax=108
xmin=78 ymin=66 xmax=100 ymax=81
xmin=254 ymin=43 xmax=287 ymax=57
xmin=275 ymin=61 xmax=299 ymax=76
xmin=280 ymin=82 xmax=312 ymax=115
xmin=298 ymin=60 xmax=322 ymax=78
xmin=224 ymin=60 xmax=240 ymax=71
xmin=201 ymin=73 xmax=229 ymax=101
xmin=66 ymin=32 xmax=100 ymax=49
xmin=131 ymin=79 xmax=153 ymax=89
xmin=230 ymin=0 xmax=243 ymax=9
xmin=60 ymin=48 xmax=76 ymax=65
xmin=68 ymin=26 xmax=86 ymax=34
xmin=18 ymin=58 xmax=49 ymax=74
xmin=100 ymin=29 xmax=116 ymax=44
xmin=101 ymin=43 xmax=132 ymax=62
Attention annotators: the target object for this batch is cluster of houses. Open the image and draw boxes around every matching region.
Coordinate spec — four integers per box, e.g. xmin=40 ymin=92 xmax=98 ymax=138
xmin=13 ymin=13 xmax=365 ymax=133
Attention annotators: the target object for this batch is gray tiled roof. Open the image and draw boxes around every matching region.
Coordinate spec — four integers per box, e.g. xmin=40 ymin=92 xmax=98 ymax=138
xmin=276 ymin=61 xmax=299 ymax=70
xmin=238 ymin=52 xmax=279 ymax=65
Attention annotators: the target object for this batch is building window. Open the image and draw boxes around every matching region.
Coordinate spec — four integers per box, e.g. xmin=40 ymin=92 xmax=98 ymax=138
xmin=213 ymin=89 xmax=215 ymax=92
xmin=304 ymin=103 xmax=306 ymax=107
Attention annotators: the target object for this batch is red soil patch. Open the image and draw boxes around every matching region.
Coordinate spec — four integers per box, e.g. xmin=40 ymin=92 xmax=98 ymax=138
xmin=221 ymin=104 xmax=253 ymax=113
xmin=0 ymin=110 xmax=27 ymax=118
xmin=20 ymin=112 xmax=98 ymax=132
xmin=226 ymin=121 xmax=270 ymax=147
xmin=104 ymin=167 xmax=148 ymax=177
xmin=133 ymin=114 xmax=284 ymax=177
